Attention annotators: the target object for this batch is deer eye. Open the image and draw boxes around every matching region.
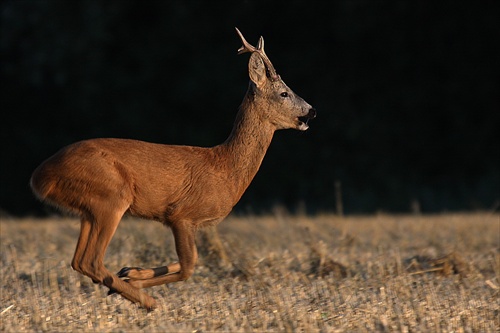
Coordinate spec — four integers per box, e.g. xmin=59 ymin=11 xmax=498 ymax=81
xmin=280 ymin=92 xmax=289 ymax=98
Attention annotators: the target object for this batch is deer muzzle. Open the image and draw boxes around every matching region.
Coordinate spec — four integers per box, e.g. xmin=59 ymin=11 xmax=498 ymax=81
xmin=298 ymin=108 xmax=317 ymax=131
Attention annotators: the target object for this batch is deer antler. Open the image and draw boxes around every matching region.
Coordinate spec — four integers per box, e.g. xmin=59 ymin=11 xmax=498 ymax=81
xmin=235 ymin=27 xmax=280 ymax=81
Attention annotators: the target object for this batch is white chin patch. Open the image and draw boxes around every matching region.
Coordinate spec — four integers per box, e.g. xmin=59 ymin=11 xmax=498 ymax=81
xmin=297 ymin=122 xmax=309 ymax=131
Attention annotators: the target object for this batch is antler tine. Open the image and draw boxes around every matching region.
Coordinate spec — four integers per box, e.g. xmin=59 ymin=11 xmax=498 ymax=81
xmin=235 ymin=27 xmax=256 ymax=55
xmin=256 ymin=36 xmax=271 ymax=64
xmin=257 ymin=36 xmax=264 ymax=50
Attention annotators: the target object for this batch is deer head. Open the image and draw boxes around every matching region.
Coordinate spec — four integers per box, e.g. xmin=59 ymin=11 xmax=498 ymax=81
xmin=236 ymin=28 xmax=316 ymax=131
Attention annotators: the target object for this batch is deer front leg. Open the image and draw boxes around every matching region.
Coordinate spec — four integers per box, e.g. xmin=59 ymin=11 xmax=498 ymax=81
xmin=116 ymin=262 xmax=181 ymax=280
xmin=119 ymin=222 xmax=198 ymax=289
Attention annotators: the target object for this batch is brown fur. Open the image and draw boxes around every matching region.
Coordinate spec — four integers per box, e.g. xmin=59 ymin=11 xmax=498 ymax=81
xmin=30 ymin=28 xmax=316 ymax=310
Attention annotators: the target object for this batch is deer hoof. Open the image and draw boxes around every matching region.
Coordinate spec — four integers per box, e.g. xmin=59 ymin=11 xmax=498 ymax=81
xmin=107 ymin=288 xmax=118 ymax=296
xmin=144 ymin=300 xmax=157 ymax=312
xmin=117 ymin=266 xmax=143 ymax=278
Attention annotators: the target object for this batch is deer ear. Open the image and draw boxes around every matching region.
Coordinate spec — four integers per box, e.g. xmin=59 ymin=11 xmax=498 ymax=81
xmin=248 ymin=53 xmax=267 ymax=87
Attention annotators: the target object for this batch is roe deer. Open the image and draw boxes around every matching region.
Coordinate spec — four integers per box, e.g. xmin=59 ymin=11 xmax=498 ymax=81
xmin=30 ymin=28 xmax=316 ymax=310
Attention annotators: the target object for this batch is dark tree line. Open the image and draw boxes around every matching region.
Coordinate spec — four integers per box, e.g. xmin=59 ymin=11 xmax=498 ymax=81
xmin=1 ymin=0 xmax=499 ymax=215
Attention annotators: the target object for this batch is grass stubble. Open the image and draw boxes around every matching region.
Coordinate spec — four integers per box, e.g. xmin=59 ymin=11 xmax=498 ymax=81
xmin=0 ymin=212 xmax=498 ymax=332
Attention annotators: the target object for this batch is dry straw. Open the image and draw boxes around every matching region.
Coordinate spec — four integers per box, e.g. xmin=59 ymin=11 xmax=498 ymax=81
xmin=1 ymin=213 xmax=498 ymax=332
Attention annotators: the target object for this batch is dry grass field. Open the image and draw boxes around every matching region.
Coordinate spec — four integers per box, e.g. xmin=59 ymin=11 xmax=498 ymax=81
xmin=1 ymin=212 xmax=498 ymax=332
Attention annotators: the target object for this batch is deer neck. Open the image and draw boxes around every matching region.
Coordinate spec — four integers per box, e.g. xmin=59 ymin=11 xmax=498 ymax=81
xmin=215 ymin=96 xmax=275 ymax=200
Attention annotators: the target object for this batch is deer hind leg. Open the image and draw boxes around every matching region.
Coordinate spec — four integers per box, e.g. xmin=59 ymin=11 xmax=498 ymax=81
xmin=71 ymin=217 xmax=93 ymax=279
xmin=71 ymin=208 xmax=157 ymax=310
xmin=118 ymin=222 xmax=198 ymax=289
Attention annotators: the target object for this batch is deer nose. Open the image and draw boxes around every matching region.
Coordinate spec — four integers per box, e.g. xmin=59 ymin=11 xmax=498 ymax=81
xmin=308 ymin=108 xmax=317 ymax=119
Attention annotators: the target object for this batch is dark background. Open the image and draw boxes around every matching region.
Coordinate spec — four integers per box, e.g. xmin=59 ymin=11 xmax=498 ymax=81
xmin=1 ymin=0 xmax=499 ymax=216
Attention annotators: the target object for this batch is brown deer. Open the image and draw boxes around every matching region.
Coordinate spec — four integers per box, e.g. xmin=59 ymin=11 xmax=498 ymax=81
xmin=30 ymin=28 xmax=316 ymax=310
